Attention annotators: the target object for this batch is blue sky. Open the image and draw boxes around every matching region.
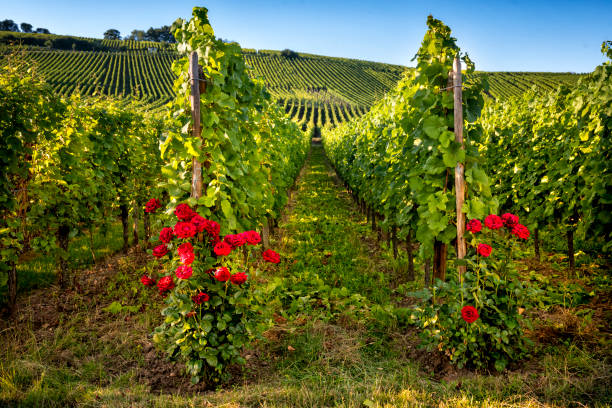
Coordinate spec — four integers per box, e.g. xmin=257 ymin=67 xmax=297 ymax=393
xmin=1 ymin=0 xmax=610 ymax=72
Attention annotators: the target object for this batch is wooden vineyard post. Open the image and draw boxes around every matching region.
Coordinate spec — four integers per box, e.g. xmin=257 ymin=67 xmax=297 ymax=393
xmin=189 ymin=51 xmax=203 ymax=199
xmin=453 ymin=56 xmax=467 ymax=276
xmin=262 ymin=217 xmax=270 ymax=249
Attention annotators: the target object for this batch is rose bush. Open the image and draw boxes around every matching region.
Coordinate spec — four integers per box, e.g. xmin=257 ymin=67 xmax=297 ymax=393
xmin=142 ymin=202 xmax=279 ymax=384
xmin=410 ymin=213 xmax=540 ymax=371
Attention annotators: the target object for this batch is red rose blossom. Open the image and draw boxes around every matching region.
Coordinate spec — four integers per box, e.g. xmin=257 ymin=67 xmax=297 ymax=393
xmin=159 ymin=227 xmax=174 ymax=244
xmin=180 ymin=250 xmax=194 ymax=265
xmin=501 ymin=213 xmax=519 ymax=227
xmin=214 ymin=267 xmax=231 ymax=282
xmin=230 ymin=272 xmax=248 ymax=285
xmin=461 ymin=305 xmax=479 ymax=323
xmin=152 ymin=244 xmax=169 ymax=258
xmin=466 ymin=219 xmax=482 ymax=233
xmin=140 ymin=275 xmax=156 ymax=287
xmin=241 ymin=230 xmax=261 ymax=245
xmin=477 ymin=243 xmax=492 ymax=257
xmin=192 ymin=292 xmax=210 ymax=304
xmin=511 ymin=224 xmax=530 ymax=240
xmin=174 ymin=222 xmax=197 ymax=239
xmin=174 ymin=203 xmax=195 ymax=221
xmin=177 ymin=242 xmax=193 ymax=254
xmin=175 ymin=265 xmax=193 ymax=280
xmin=145 ymin=198 xmax=161 ymax=213
xmin=190 ymin=214 xmax=206 ymax=233
xmin=262 ymin=249 xmax=281 ymax=264
xmin=204 ymin=220 xmax=221 ymax=237
xmin=484 ymin=214 xmax=504 ymax=230
xmin=213 ymin=241 xmax=232 ymax=256
xmin=224 ymin=234 xmax=247 ymax=248
xmin=157 ymin=275 xmax=175 ymax=295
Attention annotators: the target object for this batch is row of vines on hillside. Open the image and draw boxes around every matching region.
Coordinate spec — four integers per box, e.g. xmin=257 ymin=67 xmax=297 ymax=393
xmin=0 ymin=54 xmax=164 ymax=315
xmin=322 ymin=16 xmax=571 ymax=373
xmin=478 ymin=42 xmax=612 ymax=264
xmin=323 ymin=16 xmax=496 ymax=280
xmin=141 ymin=7 xmax=310 ymax=383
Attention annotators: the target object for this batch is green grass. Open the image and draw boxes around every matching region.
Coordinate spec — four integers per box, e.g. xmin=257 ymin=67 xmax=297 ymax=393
xmin=2 ymin=218 xmax=146 ymax=304
xmin=1 ymin=145 xmax=610 ymax=407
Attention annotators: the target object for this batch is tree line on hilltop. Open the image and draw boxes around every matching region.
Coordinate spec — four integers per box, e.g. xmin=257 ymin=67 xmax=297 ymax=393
xmin=1 ymin=18 xmax=175 ymax=43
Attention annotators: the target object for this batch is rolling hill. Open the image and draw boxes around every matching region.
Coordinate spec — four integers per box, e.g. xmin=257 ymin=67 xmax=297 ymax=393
xmin=0 ymin=31 xmax=583 ymax=127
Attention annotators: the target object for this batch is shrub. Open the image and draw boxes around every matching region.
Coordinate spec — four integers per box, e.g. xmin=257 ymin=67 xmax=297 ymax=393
xmin=142 ymin=202 xmax=278 ymax=384
xmin=410 ymin=213 xmax=541 ymax=371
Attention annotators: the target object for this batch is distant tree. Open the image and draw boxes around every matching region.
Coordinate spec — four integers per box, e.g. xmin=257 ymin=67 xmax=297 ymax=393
xmin=103 ymin=29 xmax=121 ymax=40
xmin=158 ymin=25 xmax=175 ymax=43
xmin=143 ymin=25 xmax=175 ymax=43
xmin=44 ymin=39 xmax=52 ymax=48
xmin=35 ymin=28 xmax=50 ymax=34
xmin=126 ymin=29 xmax=145 ymax=41
xmin=0 ymin=19 xmax=20 ymax=32
xmin=20 ymin=22 xmax=32 ymax=33
xmin=281 ymin=49 xmax=299 ymax=59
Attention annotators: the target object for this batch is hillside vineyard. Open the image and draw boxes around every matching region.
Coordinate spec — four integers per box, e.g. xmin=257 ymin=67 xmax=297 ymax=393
xmin=1 ymin=33 xmax=582 ymax=125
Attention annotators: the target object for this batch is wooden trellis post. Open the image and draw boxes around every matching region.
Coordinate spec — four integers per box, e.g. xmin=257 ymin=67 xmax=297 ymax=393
xmin=453 ymin=56 xmax=466 ymax=275
xmin=189 ymin=51 xmax=203 ymax=199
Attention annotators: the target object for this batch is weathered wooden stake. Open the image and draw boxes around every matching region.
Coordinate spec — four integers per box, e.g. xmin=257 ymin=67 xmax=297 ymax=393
xmin=189 ymin=51 xmax=203 ymax=199
xmin=453 ymin=56 xmax=466 ymax=276
xmin=262 ymin=216 xmax=270 ymax=249
xmin=433 ymin=241 xmax=447 ymax=282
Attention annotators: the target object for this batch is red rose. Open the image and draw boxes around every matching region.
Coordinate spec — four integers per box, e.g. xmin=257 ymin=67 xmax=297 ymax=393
xmin=175 ymin=265 xmax=193 ymax=280
xmin=174 ymin=222 xmax=197 ymax=239
xmin=214 ymin=267 xmax=231 ymax=282
xmin=145 ymin=198 xmax=161 ymax=213
xmin=461 ymin=305 xmax=479 ymax=323
xmin=179 ymin=251 xmax=194 ymax=265
xmin=204 ymin=220 xmax=220 ymax=237
xmin=191 ymin=214 xmax=206 ymax=233
xmin=152 ymin=244 xmax=169 ymax=258
xmin=174 ymin=203 xmax=195 ymax=221
xmin=511 ymin=224 xmax=530 ymax=240
xmin=140 ymin=275 xmax=156 ymax=287
xmin=477 ymin=243 xmax=492 ymax=257
xmin=213 ymin=241 xmax=232 ymax=256
xmin=224 ymin=234 xmax=247 ymax=248
xmin=484 ymin=214 xmax=504 ymax=230
xmin=466 ymin=219 xmax=482 ymax=233
xmin=501 ymin=213 xmax=519 ymax=227
xmin=157 ymin=275 xmax=175 ymax=295
xmin=178 ymin=243 xmax=195 ymax=265
xmin=159 ymin=227 xmax=174 ymax=244
xmin=241 ymin=230 xmax=261 ymax=245
xmin=177 ymin=242 xmax=194 ymax=258
xmin=262 ymin=249 xmax=280 ymax=264
xmin=192 ymin=292 xmax=210 ymax=304
xmin=230 ymin=272 xmax=248 ymax=285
